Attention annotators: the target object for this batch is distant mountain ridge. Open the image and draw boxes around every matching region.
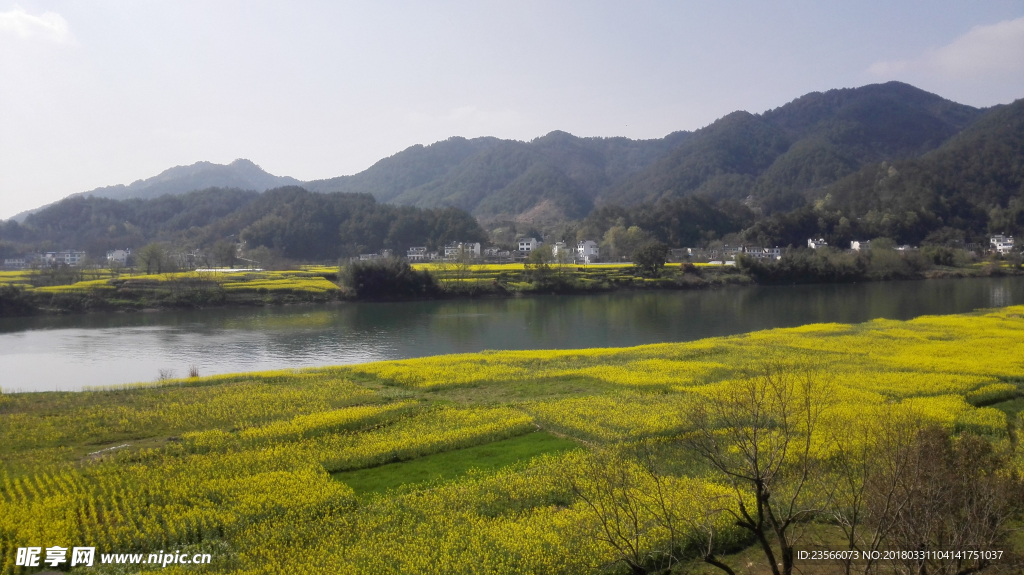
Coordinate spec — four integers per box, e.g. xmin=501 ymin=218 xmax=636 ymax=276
xmin=76 ymin=158 xmax=303 ymax=201
xmin=9 ymin=159 xmax=301 ymax=222
xmin=7 ymin=82 xmax=1004 ymax=226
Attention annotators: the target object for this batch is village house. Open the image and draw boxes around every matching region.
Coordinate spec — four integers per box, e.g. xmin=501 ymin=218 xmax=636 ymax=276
xmin=518 ymin=238 xmax=539 ymax=253
xmin=2 ymin=257 xmax=28 ymax=269
xmin=807 ymin=238 xmax=828 ymax=249
xmin=850 ymin=240 xmax=870 ymax=251
xmin=444 ymin=242 xmax=481 ymax=260
xmin=551 ymin=241 xmax=574 ymax=261
xmin=406 ymin=247 xmax=427 ymax=261
xmin=721 ymin=245 xmax=745 ymax=259
xmin=576 ymin=240 xmax=599 ymax=264
xmin=991 ymin=234 xmax=1015 ymax=254
xmin=357 ymin=249 xmax=393 ymax=261
xmin=44 ymin=250 xmax=87 ymax=266
xmin=106 ymin=249 xmax=132 ymax=265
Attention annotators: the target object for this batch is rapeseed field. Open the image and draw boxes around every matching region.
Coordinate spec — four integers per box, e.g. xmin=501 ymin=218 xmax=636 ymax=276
xmin=2 ymin=307 xmax=1023 ymax=574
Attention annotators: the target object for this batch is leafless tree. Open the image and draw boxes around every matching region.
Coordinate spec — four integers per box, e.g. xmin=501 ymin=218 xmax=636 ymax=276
xmin=826 ymin=403 xmax=924 ymax=574
xmin=562 ymin=449 xmax=669 ymax=575
xmin=881 ymin=428 xmax=1023 ymax=575
xmin=684 ymin=352 xmax=835 ymax=575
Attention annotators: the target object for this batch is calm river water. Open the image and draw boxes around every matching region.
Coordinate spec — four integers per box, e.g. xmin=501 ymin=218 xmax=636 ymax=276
xmin=2 ymin=277 xmax=1023 ymax=392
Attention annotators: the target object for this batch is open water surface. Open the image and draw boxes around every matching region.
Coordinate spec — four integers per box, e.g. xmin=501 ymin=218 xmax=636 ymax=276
xmin=1 ymin=276 xmax=1023 ymax=392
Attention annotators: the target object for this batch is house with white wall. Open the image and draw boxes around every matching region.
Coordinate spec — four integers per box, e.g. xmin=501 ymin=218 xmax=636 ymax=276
xmin=518 ymin=238 xmax=539 ymax=253
xmin=576 ymin=240 xmax=599 ymax=263
xmin=991 ymin=235 xmax=1015 ymax=254
xmin=106 ymin=249 xmax=131 ymax=265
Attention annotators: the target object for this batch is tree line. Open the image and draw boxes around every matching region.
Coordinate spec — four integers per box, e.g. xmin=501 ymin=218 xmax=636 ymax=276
xmin=0 ymin=187 xmax=487 ymax=262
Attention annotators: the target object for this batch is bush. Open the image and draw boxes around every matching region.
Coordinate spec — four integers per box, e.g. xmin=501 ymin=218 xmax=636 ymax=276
xmin=340 ymin=258 xmax=437 ymax=299
xmin=0 ymin=285 xmax=36 ymax=317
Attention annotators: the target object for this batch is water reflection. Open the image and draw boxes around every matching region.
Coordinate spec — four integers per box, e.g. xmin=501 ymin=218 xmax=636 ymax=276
xmin=1 ymin=277 xmax=1022 ymax=392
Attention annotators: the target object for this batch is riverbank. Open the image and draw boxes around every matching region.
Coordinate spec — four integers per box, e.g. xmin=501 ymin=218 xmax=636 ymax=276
xmin=1 ymin=259 xmax=1020 ymax=317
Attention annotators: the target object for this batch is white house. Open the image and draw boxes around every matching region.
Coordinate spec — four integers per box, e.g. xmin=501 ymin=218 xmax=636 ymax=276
xmin=850 ymin=240 xmax=870 ymax=251
xmin=444 ymin=242 xmax=481 ymax=259
xmin=2 ymin=257 xmax=27 ymax=269
xmin=106 ymin=249 xmax=131 ymax=265
xmin=763 ymin=247 xmax=782 ymax=259
xmin=551 ymin=241 xmax=572 ymax=261
xmin=44 ymin=250 xmax=87 ymax=266
xmin=518 ymin=238 xmax=539 ymax=253
xmin=407 ymin=247 xmax=428 ymax=261
xmin=991 ymin=235 xmax=1015 ymax=254
xmin=807 ymin=238 xmax=828 ymax=249
xmin=577 ymin=240 xmax=599 ymax=263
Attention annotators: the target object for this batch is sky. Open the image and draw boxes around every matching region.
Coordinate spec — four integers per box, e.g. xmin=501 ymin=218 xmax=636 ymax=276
xmin=2 ymin=1 xmax=1024 ymax=219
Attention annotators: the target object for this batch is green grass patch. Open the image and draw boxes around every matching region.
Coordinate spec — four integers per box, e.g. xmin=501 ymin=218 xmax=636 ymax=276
xmin=330 ymin=431 xmax=579 ymax=496
xmin=990 ymin=397 xmax=1024 ymax=421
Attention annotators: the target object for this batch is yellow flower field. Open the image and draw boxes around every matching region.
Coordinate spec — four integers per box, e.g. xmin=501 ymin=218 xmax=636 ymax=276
xmin=1 ymin=307 xmax=1023 ymax=574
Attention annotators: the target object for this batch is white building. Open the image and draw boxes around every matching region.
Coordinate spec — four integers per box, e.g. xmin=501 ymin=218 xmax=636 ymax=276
xmin=518 ymin=238 xmax=539 ymax=252
xmin=106 ymin=249 xmax=131 ymax=265
xmin=407 ymin=247 xmax=428 ymax=261
xmin=991 ymin=235 xmax=1015 ymax=254
xmin=551 ymin=241 xmax=571 ymax=261
xmin=807 ymin=238 xmax=828 ymax=249
xmin=763 ymin=247 xmax=782 ymax=259
xmin=577 ymin=240 xmax=599 ymax=264
xmin=444 ymin=242 xmax=481 ymax=260
xmin=44 ymin=250 xmax=87 ymax=266
xmin=3 ymin=257 xmax=27 ymax=269
xmin=850 ymin=240 xmax=870 ymax=251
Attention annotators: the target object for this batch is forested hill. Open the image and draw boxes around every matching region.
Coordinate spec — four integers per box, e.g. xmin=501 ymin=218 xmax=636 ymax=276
xmin=0 ymin=188 xmax=486 ymax=261
xmin=306 ymin=82 xmax=983 ymax=220
xmin=304 ymin=131 xmax=692 ymax=222
xmin=739 ymin=98 xmax=1024 ymax=248
xmin=602 ymin=82 xmax=983 ymax=211
xmin=9 ymin=159 xmax=302 ymax=223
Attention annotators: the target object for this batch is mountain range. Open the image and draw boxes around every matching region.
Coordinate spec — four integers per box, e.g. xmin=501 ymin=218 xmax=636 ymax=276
xmin=3 ymin=81 xmax=1022 ymax=259
xmin=10 ymin=81 xmax=992 ymax=225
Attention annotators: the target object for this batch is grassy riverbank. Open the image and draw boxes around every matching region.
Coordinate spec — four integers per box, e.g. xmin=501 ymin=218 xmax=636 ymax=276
xmin=3 ymin=255 xmax=1019 ymax=317
xmin=0 ymin=262 xmax=754 ymax=316
xmin=2 ymin=308 xmax=1023 ymax=574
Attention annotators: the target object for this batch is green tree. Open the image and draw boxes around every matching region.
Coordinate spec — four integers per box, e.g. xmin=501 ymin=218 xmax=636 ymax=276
xmin=137 ymin=243 xmax=171 ymax=274
xmin=632 ymin=242 xmax=669 ymax=277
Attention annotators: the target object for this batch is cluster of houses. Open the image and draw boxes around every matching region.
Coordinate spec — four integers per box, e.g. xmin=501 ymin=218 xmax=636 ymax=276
xmin=353 ymin=239 xmax=603 ymax=264
xmin=2 ymin=248 xmax=136 ymax=270
xmin=678 ymin=245 xmax=783 ymax=264
xmin=3 ymin=250 xmax=93 ymax=269
xmin=2 ymin=234 xmax=1018 ymax=270
xmin=836 ymin=235 xmax=1015 ymax=254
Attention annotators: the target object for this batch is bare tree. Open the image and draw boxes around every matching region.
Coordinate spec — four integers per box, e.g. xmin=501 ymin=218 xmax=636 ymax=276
xmin=827 ymin=403 xmax=924 ymax=574
xmin=635 ymin=442 xmax=738 ymax=575
xmin=684 ymin=352 xmax=835 ymax=575
xmin=562 ymin=449 xmax=669 ymax=575
xmin=881 ymin=428 xmax=1022 ymax=575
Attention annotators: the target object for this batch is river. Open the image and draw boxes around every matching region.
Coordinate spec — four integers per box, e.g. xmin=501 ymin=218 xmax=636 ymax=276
xmin=1 ymin=276 xmax=1022 ymax=392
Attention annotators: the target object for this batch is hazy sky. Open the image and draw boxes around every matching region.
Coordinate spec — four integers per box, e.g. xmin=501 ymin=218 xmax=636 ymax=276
xmin=2 ymin=1 xmax=1024 ymax=219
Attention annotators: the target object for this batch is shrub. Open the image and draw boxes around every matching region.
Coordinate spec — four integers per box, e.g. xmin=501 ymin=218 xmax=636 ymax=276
xmin=340 ymin=258 xmax=437 ymax=299
xmin=0 ymin=285 xmax=36 ymax=317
